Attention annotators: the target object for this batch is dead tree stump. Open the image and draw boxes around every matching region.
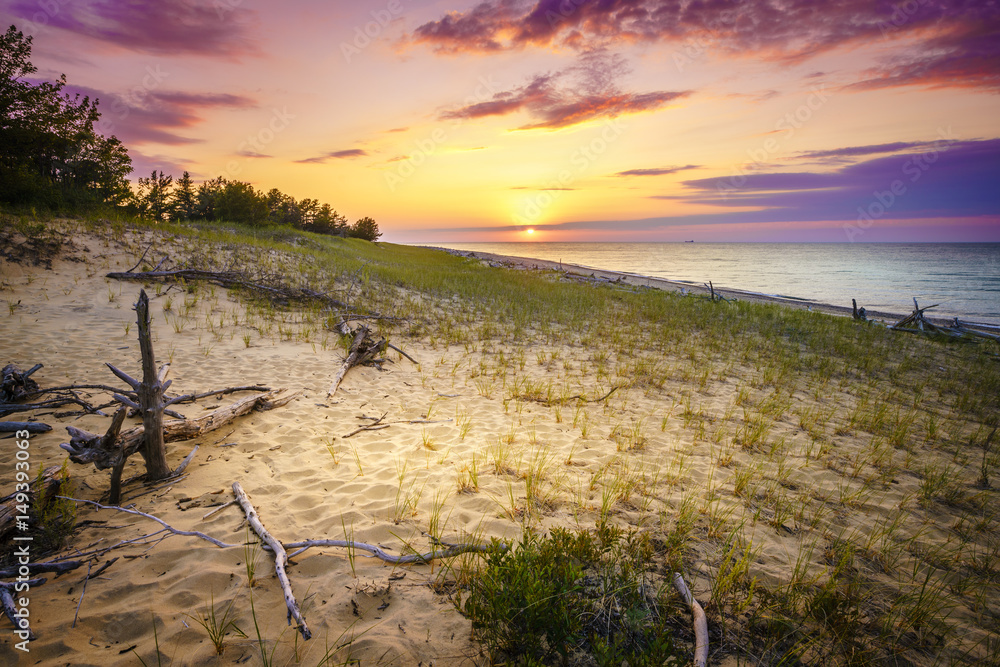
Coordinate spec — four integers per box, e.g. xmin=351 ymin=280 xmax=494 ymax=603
xmin=106 ymin=290 xmax=171 ymax=479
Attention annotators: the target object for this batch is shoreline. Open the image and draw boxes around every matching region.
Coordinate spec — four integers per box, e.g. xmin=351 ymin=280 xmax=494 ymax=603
xmin=426 ymin=246 xmax=1000 ymax=331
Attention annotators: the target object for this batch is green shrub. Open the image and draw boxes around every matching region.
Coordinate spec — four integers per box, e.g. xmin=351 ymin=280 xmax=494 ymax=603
xmin=461 ymin=525 xmax=684 ymax=665
xmin=31 ymin=462 xmax=76 ymax=554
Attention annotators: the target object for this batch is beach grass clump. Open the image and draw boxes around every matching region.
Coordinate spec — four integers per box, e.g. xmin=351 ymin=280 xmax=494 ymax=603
xmin=460 ymin=524 xmax=685 ymax=666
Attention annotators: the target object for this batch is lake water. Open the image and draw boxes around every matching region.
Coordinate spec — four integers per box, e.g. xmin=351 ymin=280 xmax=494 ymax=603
xmin=426 ymin=242 xmax=1000 ymax=325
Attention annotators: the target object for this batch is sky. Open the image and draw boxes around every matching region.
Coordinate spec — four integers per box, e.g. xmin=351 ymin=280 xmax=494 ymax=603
xmin=6 ymin=0 xmax=1000 ymax=243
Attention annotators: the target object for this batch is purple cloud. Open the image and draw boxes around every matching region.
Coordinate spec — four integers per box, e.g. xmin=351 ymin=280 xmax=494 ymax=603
xmin=669 ymin=137 xmax=1000 ymax=219
xmin=617 ymin=165 xmax=700 ymax=177
xmin=795 ymin=141 xmax=942 ymax=160
xmin=442 ymin=50 xmax=690 ymax=130
xmin=57 ymin=83 xmax=256 ymax=146
xmin=295 ymin=149 xmax=368 ymax=164
xmin=410 ymin=1 xmax=1000 ymax=92
xmin=8 ymin=0 xmax=257 ymax=57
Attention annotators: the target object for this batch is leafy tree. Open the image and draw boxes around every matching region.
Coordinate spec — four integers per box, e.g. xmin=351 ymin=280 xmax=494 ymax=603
xmin=0 ymin=24 xmax=131 ymax=208
xmin=264 ymin=187 xmax=302 ymax=226
xmin=216 ymin=179 xmax=267 ymax=225
xmin=307 ymin=203 xmax=348 ymax=236
xmin=171 ymin=171 xmax=196 ymax=221
xmin=195 ymin=176 xmax=226 ymax=220
xmin=350 ymin=216 xmax=381 ymax=242
xmin=134 ymin=170 xmax=173 ymax=222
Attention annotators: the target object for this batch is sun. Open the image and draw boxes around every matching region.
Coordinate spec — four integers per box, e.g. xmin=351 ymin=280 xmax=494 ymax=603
xmin=526 ymin=228 xmax=535 ymax=235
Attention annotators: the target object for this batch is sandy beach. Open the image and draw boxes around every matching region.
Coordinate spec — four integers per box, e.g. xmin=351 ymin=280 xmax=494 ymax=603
xmin=1 ymin=220 xmax=998 ymax=666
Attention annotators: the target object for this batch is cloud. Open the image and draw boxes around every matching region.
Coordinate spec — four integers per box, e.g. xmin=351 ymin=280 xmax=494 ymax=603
xmin=295 ymin=149 xmax=368 ymax=164
xmin=616 ymin=165 xmax=700 ymax=177
xmin=794 ymin=141 xmax=943 ymax=160
xmin=57 ymin=83 xmax=256 ymax=146
xmin=410 ymin=1 xmax=1000 ymax=92
xmin=672 ymin=137 xmax=1000 ymax=219
xmin=8 ymin=0 xmax=258 ymax=57
xmin=441 ymin=49 xmax=690 ymax=130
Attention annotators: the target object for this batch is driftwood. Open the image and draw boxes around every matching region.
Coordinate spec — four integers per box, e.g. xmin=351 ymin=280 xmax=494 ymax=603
xmin=58 ymin=497 xmax=237 ymax=549
xmin=0 ymin=465 xmax=62 ymax=542
xmin=0 ymin=363 xmax=42 ymax=402
xmin=283 ymin=538 xmax=502 ymax=563
xmin=0 ymin=364 xmax=114 ymax=418
xmin=0 ymin=396 xmax=109 ymax=419
xmin=0 ymin=578 xmax=46 ymax=640
xmin=109 ymin=290 xmax=171 ymax=478
xmin=328 ymin=325 xmax=387 ymax=397
xmin=107 ymin=264 xmax=350 ymax=310
xmin=232 ymin=482 xmax=312 ymax=640
xmin=0 ymin=559 xmax=86 ymax=578
xmin=673 ymin=573 xmax=708 ymax=667
xmin=0 ymin=421 xmax=51 ymax=433
xmin=852 ymin=298 xmax=867 ymax=322
xmin=61 ymin=389 xmax=297 ymax=470
xmin=889 ymin=298 xmax=997 ymax=343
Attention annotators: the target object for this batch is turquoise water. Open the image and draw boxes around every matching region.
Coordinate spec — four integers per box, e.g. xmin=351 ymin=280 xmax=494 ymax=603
xmin=426 ymin=242 xmax=1000 ymax=325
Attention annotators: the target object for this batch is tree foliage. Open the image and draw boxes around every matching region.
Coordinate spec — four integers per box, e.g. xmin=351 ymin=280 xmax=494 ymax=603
xmin=350 ymin=216 xmax=382 ymax=242
xmin=1 ymin=23 xmax=383 ymax=239
xmin=0 ymin=24 xmax=132 ymax=209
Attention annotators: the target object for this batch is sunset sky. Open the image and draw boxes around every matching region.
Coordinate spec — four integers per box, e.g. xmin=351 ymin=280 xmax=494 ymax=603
xmin=7 ymin=0 xmax=1000 ymax=242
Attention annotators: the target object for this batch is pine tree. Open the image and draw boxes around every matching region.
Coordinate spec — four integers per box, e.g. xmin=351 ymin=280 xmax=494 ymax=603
xmin=172 ymin=171 xmax=196 ymax=221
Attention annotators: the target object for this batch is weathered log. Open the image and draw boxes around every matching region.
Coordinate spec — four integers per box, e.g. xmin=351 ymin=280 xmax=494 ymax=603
xmin=0 ymin=578 xmax=46 ymax=640
xmin=1 ymin=363 xmax=42 ymax=402
xmin=232 ymin=482 xmax=312 ymax=640
xmin=0 ymin=421 xmax=51 ymax=433
xmin=0 ymin=560 xmax=85 ymax=578
xmin=673 ymin=573 xmax=708 ymax=667
xmin=61 ymin=389 xmax=297 ymax=470
xmin=0 ymin=466 xmax=62 ymax=542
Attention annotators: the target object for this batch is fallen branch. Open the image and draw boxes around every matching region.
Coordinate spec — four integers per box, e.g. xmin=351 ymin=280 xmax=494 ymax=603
xmin=232 ymin=482 xmax=311 ymax=640
xmin=107 ymin=264 xmax=350 ymax=310
xmin=0 ymin=397 xmax=106 ymax=418
xmin=0 ymin=560 xmax=85 ymax=578
xmin=0 ymin=421 xmax=51 ymax=433
xmin=282 ymin=538 xmax=503 ymax=564
xmin=386 ymin=342 xmax=417 ymax=364
xmin=57 ymin=497 xmax=238 ymax=549
xmin=1 ymin=578 xmax=46 ymax=640
xmin=673 ymin=573 xmax=708 ymax=667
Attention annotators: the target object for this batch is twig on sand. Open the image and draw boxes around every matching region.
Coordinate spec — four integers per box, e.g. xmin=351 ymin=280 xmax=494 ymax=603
xmin=56 ymin=496 xmax=237 ymax=549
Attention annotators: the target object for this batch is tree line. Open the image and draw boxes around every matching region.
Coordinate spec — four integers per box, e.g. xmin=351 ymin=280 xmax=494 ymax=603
xmin=0 ymin=25 xmax=380 ymax=241
xmin=132 ymin=170 xmax=380 ymax=240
